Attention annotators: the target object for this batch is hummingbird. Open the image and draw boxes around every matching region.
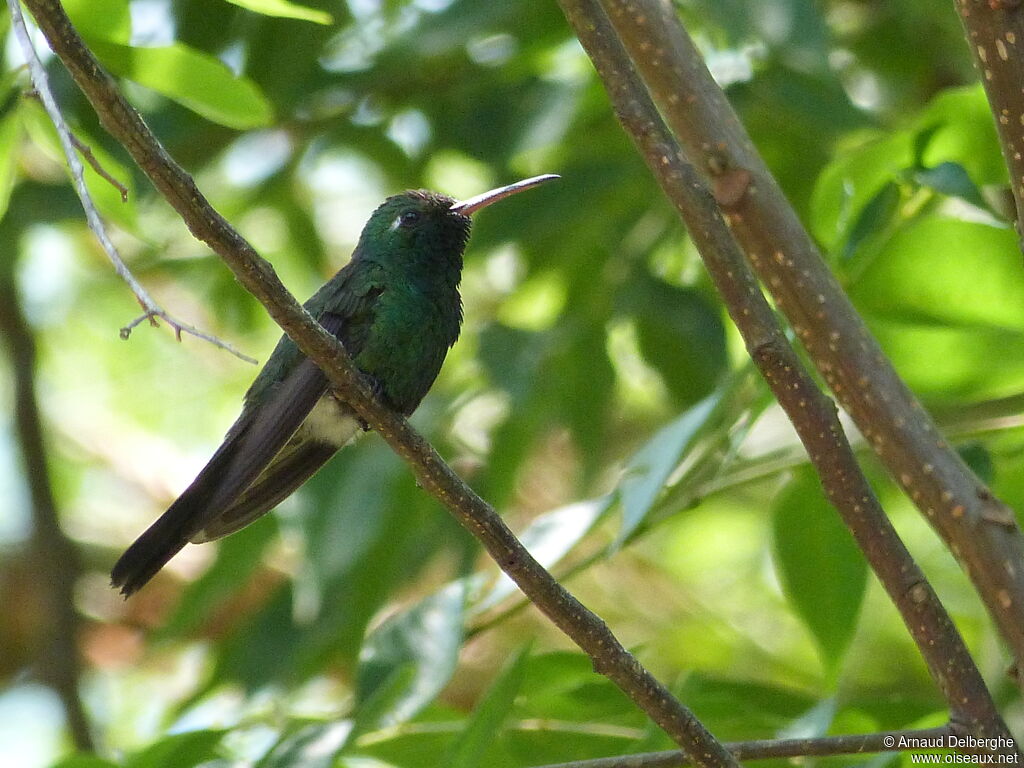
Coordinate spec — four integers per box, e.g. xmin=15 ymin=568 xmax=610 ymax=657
xmin=111 ymin=174 xmax=558 ymax=597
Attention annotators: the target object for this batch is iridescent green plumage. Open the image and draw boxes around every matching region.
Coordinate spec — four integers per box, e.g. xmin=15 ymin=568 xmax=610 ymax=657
xmin=111 ymin=177 xmax=556 ymax=596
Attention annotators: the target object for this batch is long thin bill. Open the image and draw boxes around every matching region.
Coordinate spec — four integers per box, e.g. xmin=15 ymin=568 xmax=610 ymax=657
xmin=450 ymin=174 xmax=560 ymax=216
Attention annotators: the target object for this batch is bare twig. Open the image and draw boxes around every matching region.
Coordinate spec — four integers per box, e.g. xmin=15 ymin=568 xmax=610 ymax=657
xmin=595 ymin=0 xmax=1024 ymax=678
xmin=0 ymin=254 xmax=93 ymax=752
xmin=8 ymin=0 xmax=255 ymax=364
xmin=69 ymin=132 xmax=129 ymax=201
xmin=19 ymin=1 xmax=737 ymax=764
xmin=954 ymin=0 xmax=1024 ymax=241
xmin=558 ymin=0 xmax=1016 ymax=751
xmin=527 ymin=726 xmax=967 ymax=768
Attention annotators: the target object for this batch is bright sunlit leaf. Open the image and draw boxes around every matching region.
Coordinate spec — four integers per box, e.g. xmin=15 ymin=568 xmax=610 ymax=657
xmin=89 ymin=40 xmax=274 ymax=129
xmin=223 ymin=0 xmax=334 ymax=25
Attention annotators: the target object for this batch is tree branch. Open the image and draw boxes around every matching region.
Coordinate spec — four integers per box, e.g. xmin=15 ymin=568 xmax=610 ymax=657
xmin=8 ymin=0 xmax=256 ymax=365
xmin=18 ymin=1 xmax=737 ymax=764
xmin=594 ymin=0 xmax=1024 ymax=678
xmin=0 ymin=253 xmax=93 ymax=751
xmin=954 ymin=0 xmax=1024 ymax=242
xmin=557 ymin=0 xmax=1017 ymax=752
xmin=527 ymin=726 xmax=963 ymax=768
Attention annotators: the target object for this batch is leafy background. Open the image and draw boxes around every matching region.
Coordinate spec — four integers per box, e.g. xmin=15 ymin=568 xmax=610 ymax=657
xmin=1 ymin=0 xmax=1023 ymax=766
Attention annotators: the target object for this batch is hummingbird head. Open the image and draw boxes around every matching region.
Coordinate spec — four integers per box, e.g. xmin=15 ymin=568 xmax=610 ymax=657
xmin=357 ymin=191 xmax=470 ymax=272
xmin=354 ymin=174 xmax=559 ymax=273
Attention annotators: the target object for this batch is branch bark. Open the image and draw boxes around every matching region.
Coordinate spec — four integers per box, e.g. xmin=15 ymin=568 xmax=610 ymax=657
xmin=527 ymin=725 xmax=976 ymax=768
xmin=557 ymin=0 xmax=1016 ymax=751
xmin=595 ymin=0 xmax=1024 ymax=676
xmin=0 ymin=252 xmax=93 ymax=751
xmin=954 ymin=0 xmax=1024 ymax=241
xmin=18 ymin=1 xmax=736 ymax=764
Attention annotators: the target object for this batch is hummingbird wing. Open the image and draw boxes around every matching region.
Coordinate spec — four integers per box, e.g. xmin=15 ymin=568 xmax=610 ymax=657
xmin=112 ymin=271 xmax=383 ymax=596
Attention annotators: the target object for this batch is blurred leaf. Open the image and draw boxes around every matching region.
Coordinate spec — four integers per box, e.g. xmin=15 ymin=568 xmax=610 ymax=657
xmin=557 ymin=319 xmax=616 ymax=471
xmin=223 ymin=0 xmax=333 ymax=25
xmin=842 ymin=181 xmax=900 ymax=262
xmin=850 ymin=217 xmax=1024 ymax=330
xmin=125 ymin=730 xmax=225 ymax=768
xmin=64 ymin=0 xmax=130 ymax=42
xmin=51 ymin=757 xmax=121 ymax=768
xmin=615 ymin=393 xmax=720 ymax=545
xmin=912 ymin=162 xmax=989 ymax=211
xmin=88 ymin=40 xmax=274 ymax=129
xmin=918 ymin=86 xmax=1007 ymax=186
xmin=355 ymin=579 xmax=468 ymax=728
xmin=958 ymin=442 xmax=994 ymax=485
xmin=159 ymin=515 xmax=279 ymax=639
xmin=473 ymin=497 xmax=610 ymax=613
xmin=675 ymin=674 xmax=819 ymax=739
xmin=442 ymin=644 xmax=530 ymax=768
xmin=259 ymin=721 xmax=352 ymax=768
xmin=517 ymin=651 xmax=637 ymax=722
xmin=621 ymin=275 xmax=727 ymax=408
xmin=772 ymin=468 xmax=867 ymax=673
xmin=0 ymin=106 xmax=22 ymax=221
xmin=810 ymin=132 xmax=913 ymax=252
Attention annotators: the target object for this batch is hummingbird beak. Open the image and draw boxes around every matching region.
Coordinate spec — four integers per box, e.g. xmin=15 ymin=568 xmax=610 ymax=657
xmin=450 ymin=174 xmax=560 ymax=216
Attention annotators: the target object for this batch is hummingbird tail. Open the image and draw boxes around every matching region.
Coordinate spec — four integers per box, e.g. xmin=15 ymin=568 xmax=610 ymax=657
xmin=110 ymin=494 xmax=204 ymax=597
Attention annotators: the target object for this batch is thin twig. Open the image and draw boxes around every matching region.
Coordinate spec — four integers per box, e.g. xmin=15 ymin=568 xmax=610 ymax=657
xmin=558 ymin=0 xmax=1017 ymax=752
xmin=596 ymin=0 xmax=1024 ymax=683
xmin=527 ymin=726 xmax=965 ymax=768
xmin=19 ymin=1 xmax=736 ymax=764
xmin=69 ymin=132 xmax=128 ymax=201
xmin=0 ymin=253 xmax=94 ymax=752
xmin=7 ymin=0 xmax=255 ymax=365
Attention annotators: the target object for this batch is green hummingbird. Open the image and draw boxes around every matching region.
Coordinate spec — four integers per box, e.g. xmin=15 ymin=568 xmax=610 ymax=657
xmin=111 ymin=174 xmax=558 ymax=596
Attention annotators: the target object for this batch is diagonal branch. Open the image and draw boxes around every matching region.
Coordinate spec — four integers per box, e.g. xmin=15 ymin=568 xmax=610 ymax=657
xmin=527 ymin=725 xmax=959 ymax=768
xmin=557 ymin=0 xmax=1016 ymax=753
xmin=595 ymin=0 xmax=1024 ymax=678
xmin=17 ymin=1 xmax=736 ymax=764
xmin=7 ymin=0 xmax=256 ymax=365
xmin=954 ymin=0 xmax=1024 ymax=243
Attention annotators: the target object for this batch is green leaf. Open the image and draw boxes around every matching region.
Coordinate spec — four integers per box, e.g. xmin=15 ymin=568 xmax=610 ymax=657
xmin=89 ymin=40 xmax=273 ymax=129
xmin=842 ymin=180 xmax=900 ymax=262
xmin=259 ymin=721 xmax=352 ymax=768
xmin=64 ymin=0 xmax=131 ymax=42
xmin=125 ymin=730 xmax=225 ymax=768
xmin=51 ymin=757 xmax=121 ymax=768
xmin=917 ymin=86 xmax=1007 ymax=186
xmin=472 ymin=497 xmax=610 ymax=613
xmin=810 ymin=132 xmax=914 ymax=252
xmin=675 ymin=673 xmax=819 ymax=739
xmin=912 ymin=162 xmax=989 ymax=211
xmin=958 ymin=442 xmax=995 ymax=485
xmin=223 ymin=0 xmax=333 ymax=25
xmin=442 ymin=645 xmax=530 ymax=768
xmin=850 ymin=217 xmax=1024 ymax=330
xmin=355 ymin=579 xmax=468 ymax=728
xmin=517 ymin=651 xmax=637 ymax=722
xmin=0 ymin=107 xmax=23 ymax=221
xmin=623 ymin=275 xmax=727 ymax=408
xmin=772 ymin=468 xmax=866 ymax=674
xmin=615 ymin=393 xmax=721 ymax=545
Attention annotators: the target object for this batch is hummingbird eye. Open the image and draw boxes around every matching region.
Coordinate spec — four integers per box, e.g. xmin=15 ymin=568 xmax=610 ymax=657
xmin=398 ymin=210 xmax=420 ymax=227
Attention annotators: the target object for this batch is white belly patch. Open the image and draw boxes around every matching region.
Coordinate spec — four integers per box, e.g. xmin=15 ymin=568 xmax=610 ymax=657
xmin=303 ymin=395 xmax=361 ymax=447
